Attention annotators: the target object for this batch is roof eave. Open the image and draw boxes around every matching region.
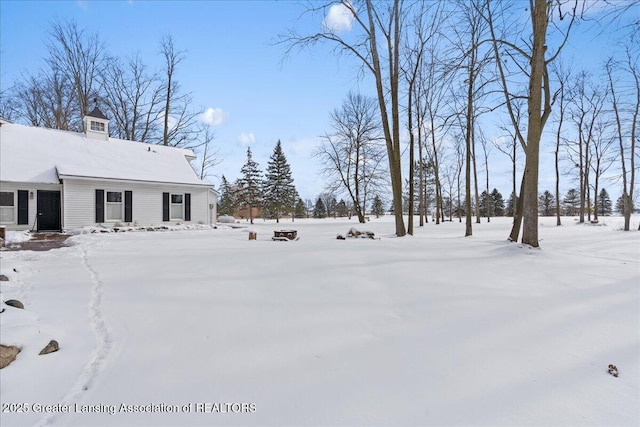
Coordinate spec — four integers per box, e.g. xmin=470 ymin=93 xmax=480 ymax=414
xmin=57 ymin=173 xmax=215 ymax=188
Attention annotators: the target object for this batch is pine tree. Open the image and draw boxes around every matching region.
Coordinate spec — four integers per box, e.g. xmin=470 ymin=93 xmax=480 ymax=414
xmin=505 ymin=192 xmax=516 ymax=217
xmin=491 ymin=189 xmax=505 ymax=216
xmin=562 ymin=189 xmax=580 ymax=216
xmin=479 ymin=191 xmax=494 ymax=218
xmin=615 ymin=196 xmax=631 ymax=214
xmin=597 ymin=189 xmax=612 ymax=216
xmin=313 ymin=197 xmax=326 ymax=218
xmin=237 ymin=147 xmax=262 ymax=224
xmin=336 ymin=199 xmax=348 ymax=217
xmin=263 ymin=140 xmax=297 ymax=223
xmin=294 ymin=198 xmax=307 ymax=218
xmin=371 ymin=195 xmax=385 ymax=218
xmin=538 ymin=190 xmax=555 ymax=216
xmin=327 ymin=196 xmax=337 ymax=218
xmin=218 ymin=175 xmax=236 ymax=216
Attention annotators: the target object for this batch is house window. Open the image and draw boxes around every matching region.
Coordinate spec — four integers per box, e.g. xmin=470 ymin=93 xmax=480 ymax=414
xmin=106 ymin=191 xmax=123 ymax=221
xmin=0 ymin=191 xmax=15 ymax=223
xmin=170 ymin=194 xmax=183 ymax=219
xmin=90 ymin=121 xmax=105 ymax=132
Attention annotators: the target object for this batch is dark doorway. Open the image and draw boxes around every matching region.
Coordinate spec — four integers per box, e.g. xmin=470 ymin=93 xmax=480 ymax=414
xmin=37 ymin=190 xmax=61 ymax=231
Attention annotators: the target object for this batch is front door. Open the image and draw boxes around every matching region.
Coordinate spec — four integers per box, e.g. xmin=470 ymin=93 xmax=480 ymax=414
xmin=37 ymin=191 xmax=61 ymax=231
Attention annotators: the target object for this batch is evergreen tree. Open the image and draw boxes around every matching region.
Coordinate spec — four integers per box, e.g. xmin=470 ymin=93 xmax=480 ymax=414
xmin=614 ymin=196 xmax=633 ymax=214
xmin=313 ymin=197 xmax=326 ymax=218
xmin=371 ymin=195 xmax=385 ymax=218
xmin=327 ymin=195 xmax=337 ymax=218
xmin=479 ymin=190 xmax=494 ymax=218
xmin=505 ymin=192 xmax=516 ymax=217
xmin=263 ymin=140 xmax=297 ymax=223
xmin=218 ymin=175 xmax=236 ymax=216
xmin=294 ymin=198 xmax=307 ymax=218
xmin=562 ymin=189 xmax=580 ymax=216
xmin=491 ymin=189 xmax=505 ymax=216
xmin=538 ymin=190 xmax=555 ymax=216
xmin=237 ymin=147 xmax=262 ymax=224
xmin=597 ymin=189 xmax=612 ymax=216
xmin=336 ymin=199 xmax=348 ymax=217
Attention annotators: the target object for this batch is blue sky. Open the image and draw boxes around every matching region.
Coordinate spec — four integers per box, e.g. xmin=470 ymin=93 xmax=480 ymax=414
xmin=1 ymin=0 xmax=638 ymax=202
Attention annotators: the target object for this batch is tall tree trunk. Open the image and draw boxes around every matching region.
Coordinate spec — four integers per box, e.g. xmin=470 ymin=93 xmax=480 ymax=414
xmin=509 ymin=173 xmax=526 ymax=242
xmin=418 ymin=117 xmax=425 ymax=227
xmin=464 ymin=56 xmax=475 ymax=236
xmin=521 ymin=0 xmax=549 ymax=248
xmin=366 ymin=0 xmax=406 ymax=236
xmin=407 ymin=78 xmax=415 ymax=235
xmin=554 ymin=85 xmax=564 ymax=226
xmin=472 ymin=129 xmax=481 ymax=224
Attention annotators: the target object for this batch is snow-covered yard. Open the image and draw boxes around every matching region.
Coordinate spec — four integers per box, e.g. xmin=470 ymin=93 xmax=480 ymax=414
xmin=1 ymin=216 xmax=638 ymax=427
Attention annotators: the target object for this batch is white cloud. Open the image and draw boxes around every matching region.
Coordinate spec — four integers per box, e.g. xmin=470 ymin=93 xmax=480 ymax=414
xmin=323 ymin=3 xmax=355 ymax=33
xmin=201 ymin=107 xmax=228 ymax=126
xmin=238 ymin=133 xmax=255 ymax=146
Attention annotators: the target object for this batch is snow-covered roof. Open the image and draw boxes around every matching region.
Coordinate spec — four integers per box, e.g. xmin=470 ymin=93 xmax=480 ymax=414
xmin=0 ymin=122 xmax=211 ymax=187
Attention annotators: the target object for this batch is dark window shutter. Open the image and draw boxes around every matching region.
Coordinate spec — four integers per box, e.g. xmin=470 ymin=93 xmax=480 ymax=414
xmin=95 ymin=190 xmax=104 ymax=223
xmin=124 ymin=191 xmax=132 ymax=222
xmin=185 ymin=193 xmax=191 ymax=221
xmin=162 ymin=192 xmax=170 ymax=221
xmin=17 ymin=190 xmax=29 ymax=225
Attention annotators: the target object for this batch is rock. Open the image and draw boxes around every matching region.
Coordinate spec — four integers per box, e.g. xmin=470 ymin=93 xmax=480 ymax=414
xmin=0 ymin=274 xmax=8 ymax=281
xmin=39 ymin=340 xmax=59 ymax=355
xmin=346 ymin=228 xmax=375 ymax=239
xmin=336 ymin=234 xmax=345 ymax=240
xmin=4 ymin=300 xmax=24 ymax=309
xmin=218 ymin=215 xmax=236 ymax=224
xmin=347 ymin=227 xmax=361 ymax=238
xmin=0 ymin=345 xmax=21 ymax=369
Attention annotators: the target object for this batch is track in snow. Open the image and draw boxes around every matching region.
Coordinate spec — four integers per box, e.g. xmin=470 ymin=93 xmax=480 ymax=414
xmin=36 ymin=244 xmax=113 ymax=427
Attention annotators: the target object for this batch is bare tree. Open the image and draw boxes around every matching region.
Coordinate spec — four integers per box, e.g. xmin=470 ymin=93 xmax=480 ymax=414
xmin=315 ymin=92 xmax=386 ymax=223
xmin=606 ymin=36 xmax=639 ymax=231
xmin=479 ymin=129 xmax=492 ymax=222
xmin=550 ymin=60 xmax=572 ymax=226
xmin=566 ymin=71 xmax=607 ymax=223
xmin=493 ymin=98 xmax=525 ymax=220
xmin=414 ymin=15 xmax=458 ymax=226
xmin=47 ymin=20 xmax=105 ymax=122
xmin=402 ymin=1 xmax=446 ymax=234
xmin=99 ymin=53 xmax=164 ymax=142
xmin=450 ymin=0 xmax=495 ymax=236
xmin=0 ymin=87 xmax=20 ymax=122
xmin=485 ymin=0 xmax=578 ymax=247
xmin=282 ymin=0 xmax=407 ymax=236
xmin=590 ymin=117 xmax=616 ymax=222
xmin=159 ymin=34 xmax=201 ymax=148
xmin=195 ymin=124 xmax=222 ymax=181
xmin=15 ymin=69 xmax=77 ymax=130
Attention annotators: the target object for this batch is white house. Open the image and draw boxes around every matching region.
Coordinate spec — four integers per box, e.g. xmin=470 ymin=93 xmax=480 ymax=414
xmin=0 ymin=109 xmax=217 ymax=231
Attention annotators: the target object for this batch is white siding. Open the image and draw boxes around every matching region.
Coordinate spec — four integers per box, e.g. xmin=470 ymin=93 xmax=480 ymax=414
xmin=0 ymin=182 xmax=62 ymax=231
xmin=63 ymin=179 xmax=214 ymax=229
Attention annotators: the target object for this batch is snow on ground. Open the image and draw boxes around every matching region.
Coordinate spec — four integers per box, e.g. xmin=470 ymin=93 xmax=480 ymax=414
xmin=3 ymin=230 xmax=34 ymax=244
xmin=0 ymin=216 xmax=638 ymax=427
